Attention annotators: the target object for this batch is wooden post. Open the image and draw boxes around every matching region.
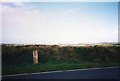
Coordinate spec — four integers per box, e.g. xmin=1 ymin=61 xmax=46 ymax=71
xmin=33 ymin=49 xmax=38 ymax=64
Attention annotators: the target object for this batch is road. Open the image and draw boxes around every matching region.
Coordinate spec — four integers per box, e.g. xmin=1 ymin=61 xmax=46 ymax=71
xmin=2 ymin=67 xmax=120 ymax=79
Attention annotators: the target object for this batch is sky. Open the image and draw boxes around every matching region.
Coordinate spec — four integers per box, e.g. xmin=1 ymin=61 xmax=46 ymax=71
xmin=1 ymin=2 xmax=118 ymax=44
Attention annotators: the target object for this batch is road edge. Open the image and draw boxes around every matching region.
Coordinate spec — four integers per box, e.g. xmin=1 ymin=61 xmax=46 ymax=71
xmin=2 ymin=66 xmax=120 ymax=77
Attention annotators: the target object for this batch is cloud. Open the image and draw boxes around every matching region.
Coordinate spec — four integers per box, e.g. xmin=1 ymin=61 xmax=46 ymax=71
xmin=1 ymin=3 xmax=118 ymax=44
xmin=0 ymin=0 xmax=119 ymax=2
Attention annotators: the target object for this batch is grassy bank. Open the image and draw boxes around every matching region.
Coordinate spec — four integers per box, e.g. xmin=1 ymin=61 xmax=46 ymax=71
xmin=2 ymin=61 xmax=120 ymax=75
xmin=2 ymin=44 xmax=120 ymax=75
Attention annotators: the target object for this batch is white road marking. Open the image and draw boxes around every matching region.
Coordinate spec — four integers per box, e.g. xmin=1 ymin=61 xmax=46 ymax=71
xmin=2 ymin=66 xmax=120 ymax=77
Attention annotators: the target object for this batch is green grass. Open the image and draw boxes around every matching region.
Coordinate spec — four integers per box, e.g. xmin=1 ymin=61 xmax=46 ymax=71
xmin=2 ymin=61 xmax=120 ymax=75
xmin=2 ymin=45 xmax=120 ymax=75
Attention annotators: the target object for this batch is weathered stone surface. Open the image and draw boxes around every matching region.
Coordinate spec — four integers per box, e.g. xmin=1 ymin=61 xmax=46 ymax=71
xmin=33 ymin=50 xmax=38 ymax=64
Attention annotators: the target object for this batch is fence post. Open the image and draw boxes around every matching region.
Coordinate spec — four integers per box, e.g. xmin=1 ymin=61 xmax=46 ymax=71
xmin=33 ymin=49 xmax=38 ymax=64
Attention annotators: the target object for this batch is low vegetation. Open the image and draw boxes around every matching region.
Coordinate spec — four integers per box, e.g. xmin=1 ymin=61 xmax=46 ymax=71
xmin=2 ymin=44 xmax=120 ymax=75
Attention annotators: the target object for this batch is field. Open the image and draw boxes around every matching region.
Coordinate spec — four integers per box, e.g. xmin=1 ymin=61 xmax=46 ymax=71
xmin=2 ymin=43 xmax=120 ymax=75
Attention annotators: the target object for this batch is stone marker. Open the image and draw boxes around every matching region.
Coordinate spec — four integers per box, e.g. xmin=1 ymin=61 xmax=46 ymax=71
xmin=33 ymin=49 xmax=38 ymax=64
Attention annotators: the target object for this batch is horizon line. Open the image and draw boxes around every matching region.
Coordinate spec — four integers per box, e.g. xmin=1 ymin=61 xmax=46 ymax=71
xmin=0 ymin=41 xmax=119 ymax=45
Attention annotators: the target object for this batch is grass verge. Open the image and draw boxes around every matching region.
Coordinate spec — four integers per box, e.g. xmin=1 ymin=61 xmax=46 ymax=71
xmin=2 ymin=61 xmax=120 ymax=75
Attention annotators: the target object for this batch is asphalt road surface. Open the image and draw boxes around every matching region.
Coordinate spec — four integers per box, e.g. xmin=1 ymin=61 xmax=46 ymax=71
xmin=2 ymin=67 xmax=120 ymax=79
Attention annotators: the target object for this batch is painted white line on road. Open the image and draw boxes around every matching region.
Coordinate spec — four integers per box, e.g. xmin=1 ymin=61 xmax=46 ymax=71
xmin=2 ymin=66 xmax=120 ymax=77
